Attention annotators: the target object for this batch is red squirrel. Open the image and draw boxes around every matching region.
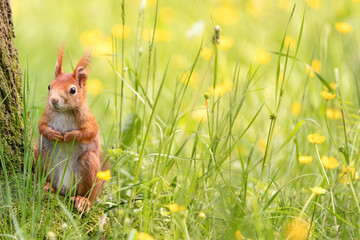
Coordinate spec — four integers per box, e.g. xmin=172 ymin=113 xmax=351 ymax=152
xmin=35 ymin=47 xmax=104 ymax=213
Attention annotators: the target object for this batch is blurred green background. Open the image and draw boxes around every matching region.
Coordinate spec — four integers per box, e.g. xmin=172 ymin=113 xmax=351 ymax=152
xmin=8 ymin=0 xmax=360 ymax=238
xmin=11 ymin=0 xmax=360 ymax=137
xmin=11 ymin=0 xmax=360 ymax=142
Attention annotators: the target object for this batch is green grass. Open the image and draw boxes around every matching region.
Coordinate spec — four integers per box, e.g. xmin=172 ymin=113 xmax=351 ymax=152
xmin=2 ymin=0 xmax=360 ymax=239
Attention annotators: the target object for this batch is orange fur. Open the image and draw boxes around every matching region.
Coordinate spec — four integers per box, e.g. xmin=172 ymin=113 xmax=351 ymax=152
xmin=55 ymin=45 xmax=65 ymax=77
xmin=35 ymin=47 xmax=106 ymax=213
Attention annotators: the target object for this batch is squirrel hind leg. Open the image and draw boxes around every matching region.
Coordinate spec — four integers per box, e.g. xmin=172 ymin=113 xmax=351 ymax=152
xmin=76 ymin=150 xmax=102 ymax=205
xmin=71 ymin=195 xmax=90 ymax=213
xmin=44 ymin=182 xmax=56 ymax=193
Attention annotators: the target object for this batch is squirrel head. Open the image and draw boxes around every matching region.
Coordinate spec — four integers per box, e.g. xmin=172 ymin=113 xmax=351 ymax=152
xmin=48 ymin=46 xmax=91 ymax=112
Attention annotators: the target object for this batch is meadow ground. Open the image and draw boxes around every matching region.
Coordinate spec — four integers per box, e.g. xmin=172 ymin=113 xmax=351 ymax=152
xmin=2 ymin=0 xmax=360 ymax=239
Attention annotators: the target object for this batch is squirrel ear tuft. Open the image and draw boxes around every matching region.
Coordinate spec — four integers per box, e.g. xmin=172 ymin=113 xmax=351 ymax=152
xmin=74 ymin=50 xmax=91 ymax=87
xmin=55 ymin=45 xmax=65 ymax=77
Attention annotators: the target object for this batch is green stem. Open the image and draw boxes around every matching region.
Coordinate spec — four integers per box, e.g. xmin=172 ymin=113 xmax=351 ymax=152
xmin=348 ymin=171 xmax=360 ymax=214
xmin=181 ymin=215 xmax=190 ymax=240
xmin=337 ymin=80 xmax=350 ymax=165
xmin=261 ymin=117 xmax=276 ymax=179
xmin=315 ymin=144 xmax=330 ymax=186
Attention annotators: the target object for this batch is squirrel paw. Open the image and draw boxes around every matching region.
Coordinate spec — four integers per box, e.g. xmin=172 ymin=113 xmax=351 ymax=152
xmin=64 ymin=131 xmax=79 ymax=142
xmin=71 ymin=196 xmax=90 ymax=213
xmin=44 ymin=182 xmax=56 ymax=193
xmin=47 ymin=131 xmax=64 ymax=142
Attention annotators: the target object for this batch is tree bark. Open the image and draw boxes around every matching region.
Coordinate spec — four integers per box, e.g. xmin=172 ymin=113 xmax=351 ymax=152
xmin=0 ymin=0 xmax=23 ymax=172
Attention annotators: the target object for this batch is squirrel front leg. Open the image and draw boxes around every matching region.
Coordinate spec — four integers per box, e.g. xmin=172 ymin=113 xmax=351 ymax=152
xmin=63 ymin=130 xmax=81 ymax=143
xmin=63 ymin=121 xmax=98 ymax=143
xmin=39 ymin=118 xmax=64 ymax=142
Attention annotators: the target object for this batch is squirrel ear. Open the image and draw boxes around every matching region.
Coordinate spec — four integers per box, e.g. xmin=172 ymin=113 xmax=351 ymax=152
xmin=74 ymin=50 xmax=91 ymax=87
xmin=55 ymin=45 xmax=65 ymax=77
xmin=75 ymin=66 xmax=87 ymax=87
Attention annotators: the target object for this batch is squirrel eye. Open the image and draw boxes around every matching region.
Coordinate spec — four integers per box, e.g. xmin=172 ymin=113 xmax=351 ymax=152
xmin=70 ymin=87 xmax=76 ymax=94
xmin=48 ymin=85 xmax=50 ymax=91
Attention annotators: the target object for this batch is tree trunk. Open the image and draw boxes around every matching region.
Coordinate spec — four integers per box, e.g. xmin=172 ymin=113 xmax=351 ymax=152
xmin=0 ymin=0 xmax=23 ymax=172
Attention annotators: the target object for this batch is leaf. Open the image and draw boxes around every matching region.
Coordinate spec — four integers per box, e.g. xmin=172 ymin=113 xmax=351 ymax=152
xmin=316 ymin=203 xmax=356 ymax=228
xmin=263 ymin=174 xmax=318 ymax=211
xmin=260 ymin=166 xmax=282 ymax=205
xmin=121 ymin=114 xmax=141 ymax=149
xmin=170 ymin=176 xmax=177 ymax=189
xmin=279 ymin=120 xmax=304 ymax=150
xmin=305 ymin=64 xmax=335 ymax=93
xmin=127 ymin=229 xmax=137 ymax=240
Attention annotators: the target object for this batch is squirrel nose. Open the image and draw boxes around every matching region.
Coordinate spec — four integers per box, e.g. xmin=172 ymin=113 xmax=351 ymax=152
xmin=51 ymin=97 xmax=59 ymax=105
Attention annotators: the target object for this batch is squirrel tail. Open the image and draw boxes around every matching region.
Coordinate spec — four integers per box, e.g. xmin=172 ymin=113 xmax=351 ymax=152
xmin=100 ymin=151 xmax=110 ymax=171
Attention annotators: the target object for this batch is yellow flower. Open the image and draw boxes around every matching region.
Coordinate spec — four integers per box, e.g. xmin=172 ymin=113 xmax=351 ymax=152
xmin=335 ymin=22 xmax=353 ymax=34
xmin=339 ymin=165 xmax=357 ymax=184
xmin=87 ymin=79 xmax=104 ymax=94
xmin=326 ymin=108 xmax=341 ymax=119
xmin=306 ymin=59 xmax=321 ymax=78
xmin=180 ymin=71 xmax=199 ymax=86
xmin=310 ymin=186 xmax=326 ymax=195
xmin=321 ymin=83 xmax=337 ymax=100
xmin=213 ymin=5 xmax=239 ymax=26
xmin=112 ymin=24 xmax=131 ymax=39
xmin=284 ymin=218 xmax=310 ymax=240
xmin=92 ymin=37 xmax=113 ymax=56
xmin=255 ymin=49 xmax=270 ymax=64
xmin=258 ymin=138 xmax=266 ymax=152
xmin=167 ymin=203 xmax=185 ymax=213
xmin=324 ymin=83 xmax=337 ymax=91
xmin=200 ymin=47 xmax=213 ymax=60
xmin=167 ymin=204 xmax=177 ymax=213
xmin=209 ymin=81 xmax=233 ymax=96
xmin=79 ymin=29 xmax=104 ymax=46
xmin=320 ymin=90 xmax=336 ymax=101
xmin=321 ymin=155 xmax=339 ymax=170
xmin=198 ymin=212 xmax=206 ymax=219
xmin=235 ymin=230 xmax=245 ymax=240
xmin=136 ymin=233 xmax=154 ymax=240
xmin=96 ymin=170 xmax=111 ymax=181
xmin=218 ymin=36 xmax=234 ymax=50
xmin=79 ymin=30 xmax=113 ymax=56
xmin=306 ymin=0 xmax=322 ymax=9
xmin=142 ymin=29 xmax=171 ymax=42
xmin=298 ymin=156 xmax=313 ymax=164
xmin=291 ymin=102 xmax=301 ymax=116
xmin=284 ymin=35 xmax=296 ymax=49
xmin=307 ymin=133 xmax=325 ymax=144
xmin=192 ymin=107 xmax=208 ymax=122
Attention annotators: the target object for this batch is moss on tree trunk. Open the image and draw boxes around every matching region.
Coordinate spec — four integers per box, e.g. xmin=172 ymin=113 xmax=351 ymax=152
xmin=0 ymin=0 xmax=24 ymax=171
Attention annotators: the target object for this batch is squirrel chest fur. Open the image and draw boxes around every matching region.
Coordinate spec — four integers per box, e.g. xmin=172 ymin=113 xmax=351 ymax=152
xmin=43 ymin=112 xmax=88 ymax=196
xmin=35 ymin=47 xmax=104 ymax=213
